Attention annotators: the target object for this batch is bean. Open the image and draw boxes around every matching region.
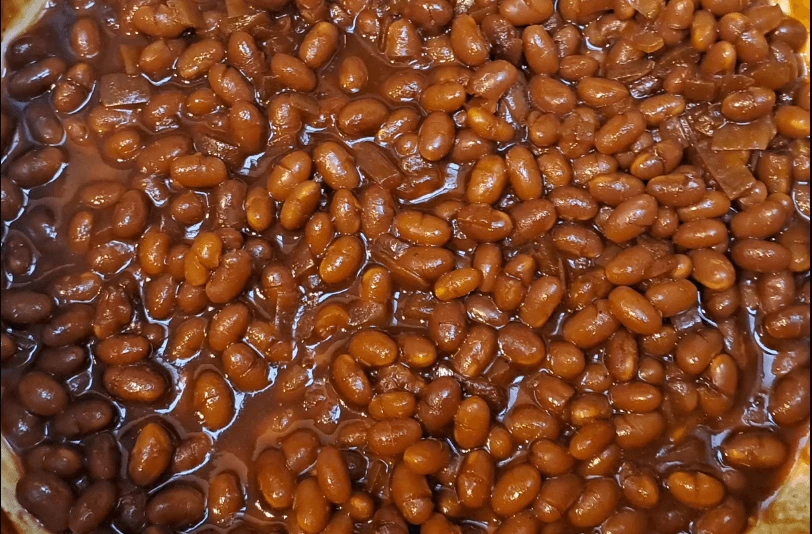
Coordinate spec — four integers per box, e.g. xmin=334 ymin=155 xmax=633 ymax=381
xmin=568 ymin=478 xmax=619 ymax=528
xmin=391 ymin=463 xmax=433 ymax=525
xmin=722 ymin=432 xmax=788 ymax=469
xmin=17 ymin=370 xmax=67 ymax=417
xmin=731 ymin=240 xmax=792 ymax=272
xmin=53 ymin=399 xmax=114 ymax=437
xmin=171 ymin=154 xmax=227 ymax=188
xmin=770 ymin=370 xmax=811 ymax=426
xmin=563 ymin=300 xmax=620 ymax=348
xmin=69 ymin=481 xmax=117 ymax=534
xmin=294 ymin=478 xmax=331 ymax=533
xmin=129 ymin=422 xmax=173 ymax=486
xmin=103 ymin=364 xmax=166 ymax=403
xmin=450 ymin=15 xmax=491 ymax=66
xmin=206 ymin=471 xmax=243 ymax=526
xmin=491 ymin=464 xmax=541 ymax=516
xmin=367 ymin=418 xmax=423 ymax=456
xmin=419 ymin=112 xmax=456 ymax=162
xmin=16 ymin=471 xmax=74 ymax=532
xmin=313 ymin=141 xmax=360 ymax=190
xmin=667 ymin=471 xmax=726 ymax=509
xmin=523 ymin=26 xmax=559 ymax=74
xmin=146 ymin=485 xmax=205 ymax=528
xmin=257 ymin=448 xmax=296 ymax=509
xmin=338 ymin=98 xmax=389 ymax=137
xmin=603 ymin=194 xmax=659 ymax=243
xmin=320 ymin=236 xmax=364 ymax=284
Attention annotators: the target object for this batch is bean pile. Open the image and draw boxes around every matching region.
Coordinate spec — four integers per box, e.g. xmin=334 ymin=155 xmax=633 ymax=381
xmin=1 ymin=0 xmax=810 ymax=531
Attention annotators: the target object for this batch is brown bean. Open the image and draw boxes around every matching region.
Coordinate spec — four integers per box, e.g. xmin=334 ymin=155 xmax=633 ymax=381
xmin=146 ymin=484 xmax=205 ymax=528
xmin=68 ymin=481 xmax=117 ymax=534
xmin=722 ymin=432 xmax=788 ymax=469
xmin=193 ymin=370 xmax=234 ymax=431
xmin=391 ymin=463 xmax=433 ymax=525
xmin=667 ymin=471 xmax=726 ymax=509
xmin=450 ymin=15 xmax=491 ymax=66
xmin=257 ymin=448 xmax=296 ymax=510
xmin=299 ymin=21 xmax=339 ymax=68
xmin=523 ymin=25 xmax=559 ymax=74
xmin=603 ymin=194 xmax=659 ymax=243
xmin=568 ymin=478 xmax=620 ymax=528
xmin=563 ymin=300 xmax=620 ymax=348
xmin=16 ymin=470 xmax=74 ymax=532
xmin=491 ymin=464 xmax=541 ymax=516
xmin=338 ymin=98 xmax=389 ymax=137
xmin=731 ymin=240 xmax=792 ymax=272
xmin=271 ymin=53 xmax=316 ymax=91
xmin=770 ymin=370 xmax=811 ymax=426
xmin=294 ymin=478 xmax=331 ymax=533
xmin=313 ymin=141 xmax=360 ymax=190
xmin=129 ymin=422 xmax=173 ymax=486
xmin=608 ymin=286 xmax=663 ymax=335
xmin=367 ymin=418 xmax=423 ymax=456
xmin=97 ymin=335 xmax=150 ymax=366
xmin=103 ymin=364 xmax=166 ymax=403
xmin=320 ymin=236 xmax=364 ymax=284
xmin=418 ymin=112 xmax=456 ymax=162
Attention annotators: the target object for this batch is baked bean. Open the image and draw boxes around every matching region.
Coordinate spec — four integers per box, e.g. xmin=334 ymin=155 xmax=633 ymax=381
xmin=533 ymin=474 xmax=582 ymax=523
xmin=418 ymin=112 xmax=455 ymax=162
xmin=338 ymin=98 xmax=389 ymax=137
xmin=451 ymin=324 xmax=497 ymax=377
xmin=68 ymin=480 xmax=117 ymax=534
xmin=338 ymin=56 xmax=368 ymax=94
xmin=256 ymin=448 xmax=296 ymax=509
xmin=9 ymin=147 xmax=66 ymax=188
xmin=204 ymin=471 xmax=243 ymax=526
xmin=367 ymin=418 xmax=423 ymax=456
xmin=509 ymin=199 xmax=555 ymax=245
xmin=103 ymin=364 xmax=166 ymax=403
xmin=568 ymin=478 xmax=619 ymax=528
xmin=563 ymin=300 xmax=620 ymax=348
xmin=385 ymin=19 xmax=422 ymax=61
xmin=129 ymin=422 xmax=173 ymax=486
xmin=603 ymin=194 xmax=658 ymax=243
xmin=313 ymin=141 xmax=360 ymax=190
xmin=491 ymin=463 xmax=541 ymax=516
xmin=595 ymin=110 xmax=646 ymax=155
xmin=391 ymin=463 xmax=433 ymax=525
xmin=731 ymin=240 xmax=792 ymax=272
xmin=667 ymin=471 xmax=726 ymax=509
xmin=450 ymin=15 xmax=490 ymax=66
xmin=146 ymin=484 xmax=205 ymax=528
xmin=45 ymin=304 xmax=95 ymax=346
xmin=770 ymin=369 xmax=811 ymax=426
xmin=320 ymin=236 xmax=364 ymax=284
xmin=529 ymin=76 xmax=576 ymax=115
xmin=1 ymin=290 xmax=53 ymax=325
xmin=280 ymin=181 xmax=321 ymax=230
xmin=610 ymin=381 xmax=663 ymax=413
xmin=614 ymin=412 xmax=665 ymax=449
xmin=394 ymin=211 xmax=451 ymax=247
xmin=722 ymin=432 xmax=788 ymax=469
xmin=291 ymin=478 xmax=331 ymax=533
xmin=417 ymin=377 xmax=461 ymax=432
xmin=645 ymin=279 xmax=698 ymax=317
xmin=608 ymin=286 xmax=662 ymax=335
xmin=17 ymin=371 xmax=68 ymax=416
xmin=16 ymin=470 xmax=74 ymax=532
xmin=523 ymin=25 xmax=558 ymax=75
